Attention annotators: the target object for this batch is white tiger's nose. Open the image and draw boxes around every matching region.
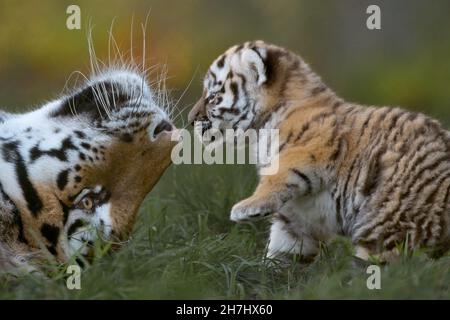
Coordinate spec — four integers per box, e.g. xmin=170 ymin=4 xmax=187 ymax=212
xmin=152 ymin=120 xmax=173 ymax=139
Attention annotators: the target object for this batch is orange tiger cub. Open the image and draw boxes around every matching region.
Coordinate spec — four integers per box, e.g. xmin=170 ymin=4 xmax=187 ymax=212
xmin=188 ymin=40 xmax=450 ymax=261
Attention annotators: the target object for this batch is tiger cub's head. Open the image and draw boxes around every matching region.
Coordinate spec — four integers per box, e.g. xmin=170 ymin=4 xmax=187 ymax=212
xmin=0 ymin=68 xmax=177 ymax=263
xmin=188 ymin=41 xmax=321 ymax=143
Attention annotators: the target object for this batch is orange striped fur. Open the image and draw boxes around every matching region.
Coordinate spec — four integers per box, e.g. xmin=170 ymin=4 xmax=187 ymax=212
xmin=189 ymin=41 xmax=450 ymax=261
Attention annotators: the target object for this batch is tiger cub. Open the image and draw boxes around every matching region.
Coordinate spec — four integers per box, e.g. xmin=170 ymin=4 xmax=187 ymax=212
xmin=188 ymin=40 xmax=450 ymax=261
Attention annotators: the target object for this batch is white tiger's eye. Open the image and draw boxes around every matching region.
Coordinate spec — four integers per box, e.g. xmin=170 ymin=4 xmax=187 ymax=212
xmin=81 ymin=197 xmax=93 ymax=210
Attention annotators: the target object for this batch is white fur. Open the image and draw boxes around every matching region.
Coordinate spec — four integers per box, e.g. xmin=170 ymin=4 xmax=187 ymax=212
xmin=93 ymin=203 xmax=112 ymax=238
xmin=269 ymin=191 xmax=339 ymax=257
xmin=239 ymin=49 xmax=267 ymax=85
xmin=0 ymin=69 xmax=171 ymax=264
xmin=63 ymin=201 xmax=112 ymax=257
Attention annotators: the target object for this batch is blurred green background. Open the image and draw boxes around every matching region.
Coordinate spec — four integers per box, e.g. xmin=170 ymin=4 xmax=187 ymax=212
xmin=1 ymin=0 xmax=450 ymax=299
xmin=1 ymin=0 xmax=450 ymax=124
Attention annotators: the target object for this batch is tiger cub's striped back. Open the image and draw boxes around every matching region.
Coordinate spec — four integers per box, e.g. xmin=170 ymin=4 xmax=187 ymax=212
xmin=188 ymin=41 xmax=450 ymax=261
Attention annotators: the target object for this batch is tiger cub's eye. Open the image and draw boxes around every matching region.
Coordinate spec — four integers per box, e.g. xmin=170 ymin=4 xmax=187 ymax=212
xmin=207 ymin=92 xmax=223 ymax=106
xmin=207 ymin=93 xmax=217 ymax=103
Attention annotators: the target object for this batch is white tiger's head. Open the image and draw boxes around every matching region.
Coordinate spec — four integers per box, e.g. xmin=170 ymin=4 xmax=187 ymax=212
xmin=0 ymin=68 xmax=177 ymax=263
xmin=188 ymin=41 xmax=317 ymax=143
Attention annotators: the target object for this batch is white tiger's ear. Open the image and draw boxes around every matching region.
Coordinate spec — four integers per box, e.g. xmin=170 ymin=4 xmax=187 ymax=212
xmin=240 ymin=48 xmax=266 ymax=86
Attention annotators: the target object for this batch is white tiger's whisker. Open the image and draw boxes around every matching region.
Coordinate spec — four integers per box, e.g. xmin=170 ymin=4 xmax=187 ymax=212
xmin=130 ymin=14 xmax=135 ymax=67
xmin=108 ymin=17 xmax=117 ymax=66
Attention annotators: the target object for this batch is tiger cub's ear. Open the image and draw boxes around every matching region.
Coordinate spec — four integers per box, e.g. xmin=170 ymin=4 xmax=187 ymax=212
xmin=239 ymin=48 xmax=267 ymax=86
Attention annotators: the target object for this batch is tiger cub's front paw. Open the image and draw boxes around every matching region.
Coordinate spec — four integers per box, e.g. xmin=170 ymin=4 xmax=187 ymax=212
xmin=230 ymin=196 xmax=276 ymax=222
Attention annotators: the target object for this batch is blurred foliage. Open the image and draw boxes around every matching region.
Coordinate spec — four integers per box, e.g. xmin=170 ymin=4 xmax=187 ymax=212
xmin=2 ymin=164 xmax=450 ymax=299
xmin=0 ymin=0 xmax=449 ymax=124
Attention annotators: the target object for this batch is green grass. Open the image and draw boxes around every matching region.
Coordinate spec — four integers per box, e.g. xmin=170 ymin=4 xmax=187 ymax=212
xmin=1 ymin=164 xmax=450 ymax=299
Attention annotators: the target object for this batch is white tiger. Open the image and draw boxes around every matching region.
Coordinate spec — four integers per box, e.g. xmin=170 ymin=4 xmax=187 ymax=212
xmin=0 ymin=67 xmax=177 ymax=273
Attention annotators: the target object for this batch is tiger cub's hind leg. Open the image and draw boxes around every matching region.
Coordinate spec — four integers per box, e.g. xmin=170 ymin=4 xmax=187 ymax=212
xmin=354 ymin=244 xmax=403 ymax=264
xmin=266 ymin=215 xmax=319 ymax=263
